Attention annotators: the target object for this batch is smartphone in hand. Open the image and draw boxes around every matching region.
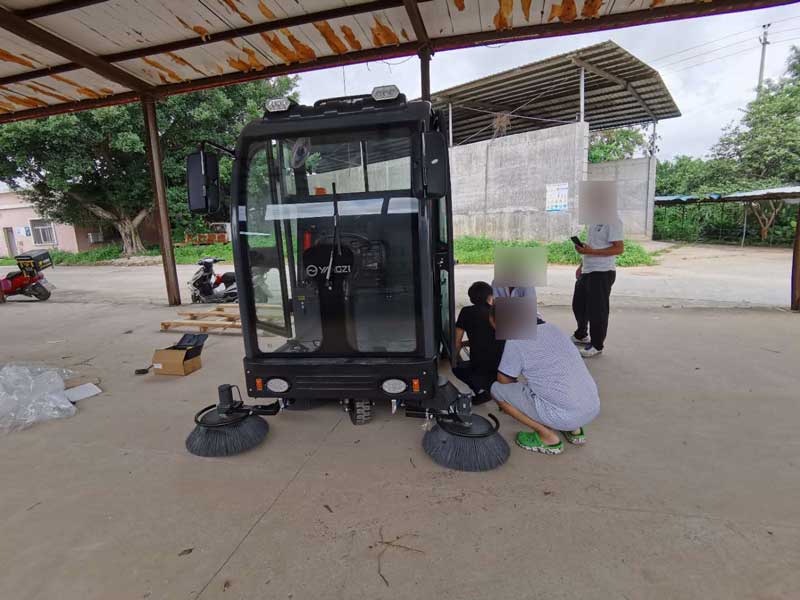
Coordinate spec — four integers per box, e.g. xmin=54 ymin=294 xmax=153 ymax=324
xmin=570 ymin=236 xmax=585 ymax=248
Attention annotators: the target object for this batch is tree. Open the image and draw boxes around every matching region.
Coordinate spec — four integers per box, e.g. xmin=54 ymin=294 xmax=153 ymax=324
xmin=710 ymin=45 xmax=799 ymax=239
xmin=588 ymin=126 xmax=649 ymax=163
xmin=0 ymin=77 xmax=297 ymax=255
xmin=657 ymin=46 xmax=799 ymax=241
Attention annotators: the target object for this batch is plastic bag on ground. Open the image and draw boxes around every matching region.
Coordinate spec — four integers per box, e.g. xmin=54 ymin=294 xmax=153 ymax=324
xmin=0 ymin=364 xmax=77 ymax=434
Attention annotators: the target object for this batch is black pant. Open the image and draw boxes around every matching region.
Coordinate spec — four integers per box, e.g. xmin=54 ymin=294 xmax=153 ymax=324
xmin=572 ymin=270 xmax=616 ymax=351
xmin=452 ymin=362 xmax=495 ymax=395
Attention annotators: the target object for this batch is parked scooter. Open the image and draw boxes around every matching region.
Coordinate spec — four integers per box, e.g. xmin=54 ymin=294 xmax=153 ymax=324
xmin=188 ymin=257 xmax=237 ymax=303
xmin=0 ymin=250 xmax=54 ymax=303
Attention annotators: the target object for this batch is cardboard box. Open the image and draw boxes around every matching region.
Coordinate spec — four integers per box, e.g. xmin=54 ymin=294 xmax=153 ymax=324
xmin=152 ymin=334 xmax=208 ymax=376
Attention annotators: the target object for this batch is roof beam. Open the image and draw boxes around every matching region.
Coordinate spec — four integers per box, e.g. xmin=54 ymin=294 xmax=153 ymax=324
xmin=0 ymin=7 xmax=152 ymax=93
xmin=430 ymin=0 xmax=797 ymax=52
xmin=14 ymin=0 xmax=110 ymax=20
xmin=571 ymin=56 xmax=656 ymax=121
xmin=0 ymin=42 xmax=419 ymax=124
xmin=0 ymin=0 xmax=428 ymax=88
xmin=402 ymin=0 xmax=430 ymax=47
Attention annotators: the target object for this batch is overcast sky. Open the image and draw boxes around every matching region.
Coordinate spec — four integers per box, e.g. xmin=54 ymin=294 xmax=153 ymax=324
xmin=296 ymin=3 xmax=800 ymax=161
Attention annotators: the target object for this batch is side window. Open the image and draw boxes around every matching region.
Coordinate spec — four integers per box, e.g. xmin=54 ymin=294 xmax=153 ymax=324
xmin=245 ymin=146 xmax=287 ymax=332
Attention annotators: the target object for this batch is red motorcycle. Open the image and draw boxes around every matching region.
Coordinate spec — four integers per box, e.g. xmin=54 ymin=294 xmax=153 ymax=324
xmin=0 ymin=250 xmax=54 ymax=302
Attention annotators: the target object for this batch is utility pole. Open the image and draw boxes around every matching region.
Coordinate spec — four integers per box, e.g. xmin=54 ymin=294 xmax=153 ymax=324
xmin=757 ymin=23 xmax=770 ymax=94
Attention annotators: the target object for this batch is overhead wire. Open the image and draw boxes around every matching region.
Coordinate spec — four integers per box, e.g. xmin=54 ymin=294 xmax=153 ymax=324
xmin=648 ymin=13 xmax=800 ymax=71
xmin=647 ymin=24 xmax=760 ymax=64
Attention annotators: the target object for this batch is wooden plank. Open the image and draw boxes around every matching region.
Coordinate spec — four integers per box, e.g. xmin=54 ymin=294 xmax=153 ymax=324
xmin=161 ymin=319 xmax=242 ymax=332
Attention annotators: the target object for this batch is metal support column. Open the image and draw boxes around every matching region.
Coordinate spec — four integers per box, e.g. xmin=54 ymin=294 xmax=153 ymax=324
xmin=579 ymin=66 xmax=585 ymax=122
xmin=420 ymin=47 xmax=431 ymax=102
xmin=448 ymin=102 xmax=453 ymax=147
xmin=141 ymin=96 xmax=180 ymax=306
xmin=792 ymin=203 xmax=800 ymax=311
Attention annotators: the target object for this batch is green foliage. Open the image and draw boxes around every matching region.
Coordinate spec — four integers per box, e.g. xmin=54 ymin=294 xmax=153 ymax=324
xmin=656 ymin=155 xmax=780 ymax=196
xmin=172 ymin=243 xmax=233 ymax=264
xmin=655 ymin=46 xmax=799 ymax=245
xmin=712 ymin=51 xmax=800 ymax=184
xmin=654 ymin=202 xmax=796 ymax=246
xmin=49 ymin=245 xmax=125 ymax=265
xmin=588 ymin=127 xmax=649 ymax=163
xmin=453 ymin=236 xmax=654 ymax=266
xmin=40 ymin=243 xmax=234 ymax=265
xmin=0 ymin=77 xmax=297 ymax=252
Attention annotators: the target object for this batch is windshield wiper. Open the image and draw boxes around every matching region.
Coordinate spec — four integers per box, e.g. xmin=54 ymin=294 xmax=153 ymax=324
xmin=325 ymin=181 xmax=343 ymax=289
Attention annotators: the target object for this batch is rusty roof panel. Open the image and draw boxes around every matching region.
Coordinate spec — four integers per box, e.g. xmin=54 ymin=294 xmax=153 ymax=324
xmin=0 ymin=0 xmax=792 ymax=122
xmin=0 ymin=67 xmax=124 ymax=112
xmin=0 ymin=28 xmax=69 ymax=78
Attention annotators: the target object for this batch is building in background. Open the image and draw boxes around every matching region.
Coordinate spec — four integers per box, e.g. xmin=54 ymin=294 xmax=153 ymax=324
xmin=435 ymin=41 xmax=679 ymax=242
xmin=0 ymin=185 xmax=106 ymax=257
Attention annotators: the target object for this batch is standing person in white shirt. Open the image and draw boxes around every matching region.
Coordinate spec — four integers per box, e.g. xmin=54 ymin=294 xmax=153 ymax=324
xmin=571 ymin=220 xmax=624 ymax=357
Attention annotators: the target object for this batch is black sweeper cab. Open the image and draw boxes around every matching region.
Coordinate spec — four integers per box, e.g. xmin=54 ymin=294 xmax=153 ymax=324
xmin=184 ymin=87 xmax=509 ymax=471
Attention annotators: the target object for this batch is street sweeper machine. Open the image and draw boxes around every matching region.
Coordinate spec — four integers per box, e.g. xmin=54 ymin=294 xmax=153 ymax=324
xmin=184 ymin=86 xmax=509 ymax=471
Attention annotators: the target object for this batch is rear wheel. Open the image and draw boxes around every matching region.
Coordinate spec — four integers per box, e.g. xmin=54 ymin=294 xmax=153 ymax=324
xmin=30 ymin=283 xmax=50 ymax=301
xmin=348 ymin=399 xmax=373 ymax=425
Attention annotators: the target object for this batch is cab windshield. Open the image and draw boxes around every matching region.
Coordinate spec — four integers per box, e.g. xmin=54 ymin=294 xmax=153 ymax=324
xmin=241 ymin=126 xmax=422 ymax=356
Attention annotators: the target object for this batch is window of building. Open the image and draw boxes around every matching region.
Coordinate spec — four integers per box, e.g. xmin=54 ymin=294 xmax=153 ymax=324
xmin=30 ymin=219 xmax=56 ymax=246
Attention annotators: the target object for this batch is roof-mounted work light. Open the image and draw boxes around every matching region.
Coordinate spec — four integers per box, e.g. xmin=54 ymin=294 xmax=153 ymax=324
xmin=266 ymin=98 xmax=292 ymax=113
xmin=371 ymin=85 xmax=400 ymax=101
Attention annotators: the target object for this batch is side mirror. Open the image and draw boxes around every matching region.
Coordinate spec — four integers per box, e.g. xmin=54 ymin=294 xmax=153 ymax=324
xmin=187 ymin=150 xmax=220 ymax=214
xmin=422 ymin=131 xmax=448 ymax=199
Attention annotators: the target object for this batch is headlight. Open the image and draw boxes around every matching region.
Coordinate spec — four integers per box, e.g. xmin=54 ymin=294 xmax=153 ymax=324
xmin=381 ymin=378 xmax=407 ymax=394
xmin=266 ymin=378 xmax=290 ymax=393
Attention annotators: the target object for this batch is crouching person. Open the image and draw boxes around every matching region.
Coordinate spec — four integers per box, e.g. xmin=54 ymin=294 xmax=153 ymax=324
xmin=490 ymin=306 xmax=600 ymax=455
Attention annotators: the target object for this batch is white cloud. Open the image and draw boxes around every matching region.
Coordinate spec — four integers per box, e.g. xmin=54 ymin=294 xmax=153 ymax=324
xmin=296 ymin=4 xmax=800 ymax=161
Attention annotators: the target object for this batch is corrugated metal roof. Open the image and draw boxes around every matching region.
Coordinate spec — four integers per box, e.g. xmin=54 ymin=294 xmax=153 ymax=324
xmin=656 ymin=186 xmax=800 ymax=204
xmin=432 ymin=40 xmax=680 ymax=145
xmin=0 ymin=0 xmax=793 ymax=123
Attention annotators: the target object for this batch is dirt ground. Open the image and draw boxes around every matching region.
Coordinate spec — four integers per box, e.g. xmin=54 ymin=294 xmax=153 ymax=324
xmin=1 ymin=261 xmax=799 ymax=599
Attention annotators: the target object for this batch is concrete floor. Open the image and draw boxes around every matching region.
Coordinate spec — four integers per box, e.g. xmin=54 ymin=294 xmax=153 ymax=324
xmin=35 ymin=243 xmax=794 ymax=309
xmin=1 ymin=287 xmax=799 ymax=599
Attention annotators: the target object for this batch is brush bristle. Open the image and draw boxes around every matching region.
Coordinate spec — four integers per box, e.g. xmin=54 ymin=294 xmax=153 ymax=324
xmin=186 ymin=415 xmax=269 ymax=457
xmin=422 ymin=425 xmax=510 ymax=472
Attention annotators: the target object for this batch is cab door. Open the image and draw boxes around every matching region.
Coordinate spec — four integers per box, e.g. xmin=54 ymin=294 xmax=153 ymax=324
xmin=435 ymin=193 xmax=456 ymax=365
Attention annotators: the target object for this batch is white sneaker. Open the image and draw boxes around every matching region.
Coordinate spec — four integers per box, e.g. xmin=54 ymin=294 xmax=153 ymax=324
xmin=571 ymin=334 xmax=590 ymax=345
xmin=579 ymin=344 xmax=602 ymax=358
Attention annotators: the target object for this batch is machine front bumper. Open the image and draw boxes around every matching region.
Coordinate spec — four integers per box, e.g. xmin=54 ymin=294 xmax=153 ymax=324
xmin=243 ymin=356 xmax=442 ymax=408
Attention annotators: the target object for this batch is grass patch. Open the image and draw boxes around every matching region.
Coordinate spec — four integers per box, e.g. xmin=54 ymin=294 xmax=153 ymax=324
xmin=454 ymin=236 xmax=655 ymax=267
xmin=172 ymin=243 xmax=233 ymax=264
xmin=4 ymin=237 xmax=654 ymax=268
xmin=7 ymin=243 xmax=236 ymax=266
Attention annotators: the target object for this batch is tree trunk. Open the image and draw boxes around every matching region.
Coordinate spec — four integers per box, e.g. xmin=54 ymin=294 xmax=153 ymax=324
xmin=115 ymin=217 xmax=146 ymax=256
xmin=81 ymin=201 xmax=152 ymax=257
xmin=751 ymin=200 xmax=784 ymax=242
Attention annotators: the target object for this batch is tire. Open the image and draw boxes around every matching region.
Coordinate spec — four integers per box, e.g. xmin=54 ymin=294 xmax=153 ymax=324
xmin=348 ymin=399 xmax=373 ymax=425
xmin=30 ymin=283 xmax=50 ymax=301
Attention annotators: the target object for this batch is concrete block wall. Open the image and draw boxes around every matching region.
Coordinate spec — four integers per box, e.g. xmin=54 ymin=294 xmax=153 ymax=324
xmin=450 ymin=122 xmax=589 ymax=242
xmin=586 ymin=156 xmax=656 ymax=239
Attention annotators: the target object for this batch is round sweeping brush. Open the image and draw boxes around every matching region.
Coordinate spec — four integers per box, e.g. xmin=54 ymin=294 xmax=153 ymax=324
xmin=423 ymin=414 xmax=510 ymax=472
xmin=186 ymin=404 xmax=269 ymax=457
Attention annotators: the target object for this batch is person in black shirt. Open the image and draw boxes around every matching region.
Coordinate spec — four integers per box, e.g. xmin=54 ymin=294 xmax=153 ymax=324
xmin=452 ymin=281 xmax=504 ymax=405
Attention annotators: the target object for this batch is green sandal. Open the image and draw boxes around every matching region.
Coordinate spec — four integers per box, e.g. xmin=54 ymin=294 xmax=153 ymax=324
xmin=516 ymin=431 xmax=563 ymax=455
xmin=562 ymin=428 xmax=586 ymax=445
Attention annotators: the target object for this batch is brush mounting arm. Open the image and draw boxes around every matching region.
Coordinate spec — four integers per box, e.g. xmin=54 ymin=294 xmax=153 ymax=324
xmin=216 ymin=384 xmax=281 ymax=417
